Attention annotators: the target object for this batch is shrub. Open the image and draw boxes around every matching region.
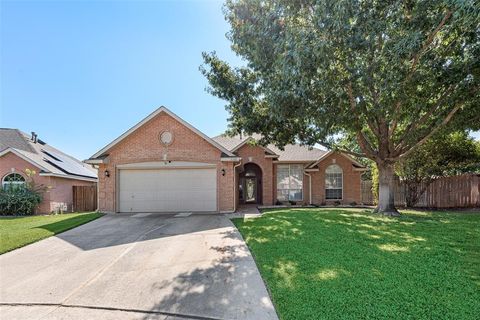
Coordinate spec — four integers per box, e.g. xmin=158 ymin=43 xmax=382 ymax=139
xmin=0 ymin=188 xmax=42 ymax=215
xmin=0 ymin=169 xmax=48 ymax=216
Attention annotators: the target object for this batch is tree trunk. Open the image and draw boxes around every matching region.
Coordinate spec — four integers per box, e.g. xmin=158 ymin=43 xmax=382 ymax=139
xmin=374 ymin=162 xmax=400 ymax=216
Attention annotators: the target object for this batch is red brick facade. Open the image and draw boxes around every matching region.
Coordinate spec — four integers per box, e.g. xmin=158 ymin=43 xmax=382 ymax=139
xmin=97 ymin=113 xmax=236 ymax=212
xmin=95 ymin=111 xmax=363 ymax=213
xmin=0 ymin=152 xmax=96 ymax=213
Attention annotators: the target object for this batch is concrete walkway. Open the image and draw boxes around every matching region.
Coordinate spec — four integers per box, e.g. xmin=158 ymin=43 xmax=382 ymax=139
xmin=0 ymin=213 xmax=278 ymax=320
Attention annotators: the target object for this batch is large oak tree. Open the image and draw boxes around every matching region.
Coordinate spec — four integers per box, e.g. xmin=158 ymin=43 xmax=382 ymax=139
xmin=201 ymin=0 xmax=480 ymax=215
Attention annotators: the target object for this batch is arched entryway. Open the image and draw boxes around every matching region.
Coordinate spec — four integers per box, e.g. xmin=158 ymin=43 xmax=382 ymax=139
xmin=239 ymin=163 xmax=263 ymax=204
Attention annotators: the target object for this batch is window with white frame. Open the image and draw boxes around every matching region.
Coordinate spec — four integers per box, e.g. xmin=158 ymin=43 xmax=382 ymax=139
xmin=2 ymin=173 xmax=26 ymax=191
xmin=325 ymin=164 xmax=343 ymax=200
xmin=277 ymin=164 xmax=303 ymax=201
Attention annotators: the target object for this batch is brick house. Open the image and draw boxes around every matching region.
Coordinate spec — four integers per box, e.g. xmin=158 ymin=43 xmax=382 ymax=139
xmin=86 ymin=107 xmax=366 ymax=213
xmin=0 ymin=129 xmax=97 ymax=213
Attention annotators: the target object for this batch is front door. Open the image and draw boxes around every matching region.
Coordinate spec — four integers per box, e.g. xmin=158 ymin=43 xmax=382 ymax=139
xmin=245 ymin=177 xmax=257 ymax=203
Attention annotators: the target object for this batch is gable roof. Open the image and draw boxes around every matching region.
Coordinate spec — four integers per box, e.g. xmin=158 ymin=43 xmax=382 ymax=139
xmin=0 ymin=128 xmax=97 ymax=181
xmin=89 ymin=106 xmax=236 ymax=160
xmin=307 ymin=150 xmax=367 ymax=169
xmin=212 ymin=134 xmax=327 ymax=162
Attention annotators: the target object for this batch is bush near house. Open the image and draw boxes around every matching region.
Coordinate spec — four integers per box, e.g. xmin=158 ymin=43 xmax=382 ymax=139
xmin=0 ymin=168 xmax=48 ymax=216
xmin=0 ymin=188 xmax=42 ymax=215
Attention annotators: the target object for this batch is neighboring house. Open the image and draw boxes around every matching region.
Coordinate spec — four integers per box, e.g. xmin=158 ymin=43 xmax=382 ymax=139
xmin=0 ymin=129 xmax=97 ymax=213
xmin=86 ymin=106 xmax=366 ymax=213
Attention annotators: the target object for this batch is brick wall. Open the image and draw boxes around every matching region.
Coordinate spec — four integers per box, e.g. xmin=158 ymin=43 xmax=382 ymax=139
xmin=97 ymin=112 xmax=235 ymax=212
xmin=235 ymin=144 xmax=274 ymax=205
xmin=311 ymin=152 xmax=362 ymax=205
xmin=0 ymin=152 xmax=96 ymax=213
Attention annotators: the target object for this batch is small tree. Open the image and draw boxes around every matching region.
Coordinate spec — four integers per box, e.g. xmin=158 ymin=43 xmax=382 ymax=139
xmin=202 ymin=0 xmax=480 ymax=215
xmin=396 ymin=130 xmax=480 ymax=206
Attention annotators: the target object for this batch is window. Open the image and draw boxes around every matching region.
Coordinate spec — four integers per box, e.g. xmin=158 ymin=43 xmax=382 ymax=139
xmin=277 ymin=164 xmax=303 ymax=201
xmin=2 ymin=173 xmax=26 ymax=191
xmin=325 ymin=164 xmax=343 ymax=200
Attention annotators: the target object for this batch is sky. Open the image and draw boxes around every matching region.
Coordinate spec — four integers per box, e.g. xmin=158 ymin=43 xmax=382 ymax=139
xmin=1 ymin=0 xmax=478 ymax=161
xmin=1 ymin=0 xmax=242 ymax=160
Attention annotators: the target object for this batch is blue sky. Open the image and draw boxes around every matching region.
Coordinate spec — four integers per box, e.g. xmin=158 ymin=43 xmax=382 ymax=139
xmin=1 ymin=0 xmax=478 ymax=161
xmin=1 ymin=0 xmax=242 ymax=160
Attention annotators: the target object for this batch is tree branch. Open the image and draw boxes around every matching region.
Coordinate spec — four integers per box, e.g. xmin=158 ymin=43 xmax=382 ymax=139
xmin=391 ymin=9 xmax=453 ymax=138
xmin=407 ymin=9 xmax=453 ymax=81
xmin=394 ymin=83 xmax=457 ymax=153
xmin=389 ymin=103 xmax=461 ymax=161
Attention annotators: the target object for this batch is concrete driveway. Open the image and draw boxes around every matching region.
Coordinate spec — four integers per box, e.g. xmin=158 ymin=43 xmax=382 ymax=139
xmin=0 ymin=213 xmax=278 ymax=320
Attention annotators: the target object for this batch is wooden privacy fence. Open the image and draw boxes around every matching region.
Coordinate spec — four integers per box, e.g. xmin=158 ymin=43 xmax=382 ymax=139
xmin=361 ymin=174 xmax=480 ymax=208
xmin=73 ymin=185 xmax=97 ymax=212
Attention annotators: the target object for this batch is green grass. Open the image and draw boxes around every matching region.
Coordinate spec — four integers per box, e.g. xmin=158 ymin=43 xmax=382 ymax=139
xmin=233 ymin=208 xmax=480 ymax=319
xmin=0 ymin=212 xmax=103 ymax=254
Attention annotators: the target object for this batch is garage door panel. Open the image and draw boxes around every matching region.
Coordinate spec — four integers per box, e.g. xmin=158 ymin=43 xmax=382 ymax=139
xmin=118 ymin=168 xmax=217 ymax=212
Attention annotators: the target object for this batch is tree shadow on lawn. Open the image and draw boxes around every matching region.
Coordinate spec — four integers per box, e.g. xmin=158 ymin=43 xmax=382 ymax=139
xmin=233 ymin=208 xmax=480 ymax=319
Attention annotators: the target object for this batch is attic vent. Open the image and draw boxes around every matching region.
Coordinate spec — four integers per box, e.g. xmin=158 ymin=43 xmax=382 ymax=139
xmin=42 ymin=150 xmax=63 ymax=162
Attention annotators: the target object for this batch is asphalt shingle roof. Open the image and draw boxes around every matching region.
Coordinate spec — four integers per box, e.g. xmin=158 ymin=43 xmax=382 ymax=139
xmin=0 ymin=128 xmax=97 ymax=179
xmin=212 ymin=134 xmax=327 ymax=162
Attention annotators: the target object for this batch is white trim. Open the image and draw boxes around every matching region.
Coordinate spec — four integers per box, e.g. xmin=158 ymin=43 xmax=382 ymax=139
xmin=90 ymin=106 xmax=236 ymax=159
xmin=276 ymin=163 xmax=304 ymax=201
xmin=304 ymin=172 xmax=312 ymax=205
xmin=84 ymin=158 xmax=108 ymax=164
xmin=2 ymin=172 xmax=26 ymax=189
xmin=221 ymin=157 xmax=242 ymax=162
xmin=233 ymin=160 xmax=242 ymax=212
xmin=324 ymin=164 xmax=343 ymax=200
xmin=305 ymin=168 xmax=319 ymax=172
xmin=265 ymin=155 xmax=279 ymax=158
xmin=273 ymin=160 xmax=315 ymax=163
xmin=231 ymin=137 xmax=278 ymax=155
xmin=308 ymin=151 xmax=365 ymax=169
xmin=116 ymin=161 xmax=217 ymax=170
xmin=39 ymin=173 xmax=98 ymax=182
xmin=0 ymin=148 xmax=50 ymax=173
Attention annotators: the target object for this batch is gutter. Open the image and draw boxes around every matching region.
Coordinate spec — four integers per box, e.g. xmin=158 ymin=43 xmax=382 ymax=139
xmin=233 ymin=160 xmax=242 ymax=212
xmin=304 ymin=171 xmax=312 ymax=205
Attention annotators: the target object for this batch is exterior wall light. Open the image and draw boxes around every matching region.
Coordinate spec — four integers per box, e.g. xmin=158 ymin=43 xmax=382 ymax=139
xmin=104 ymin=170 xmax=110 ymax=178
xmin=221 ymin=169 xmax=226 ymax=176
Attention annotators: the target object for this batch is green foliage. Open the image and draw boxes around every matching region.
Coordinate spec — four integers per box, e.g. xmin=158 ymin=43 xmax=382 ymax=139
xmin=202 ymin=0 xmax=479 ymax=153
xmin=234 ymin=208 xmax=480 ymax=319
xmin=202 ymin=0 xmax=480 ymax=212
xmin=396 ymin=130 xmax=480 ymax=205
xmin=0 ymin=169 xmax=49 ymax=216
xmin=397 ymin=130 xmax=480 ymax=178
xmin=0 ymin=188 xmax=42 ymax=216
xmin=0 ymin=213 xmax=102 ymax=254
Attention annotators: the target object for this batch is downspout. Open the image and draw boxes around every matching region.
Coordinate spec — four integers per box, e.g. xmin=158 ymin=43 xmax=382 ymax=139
xmin=233 ymin=160 xmax=242 ymax=212
xmin=304 ymin=172 xmax=312 ymax=205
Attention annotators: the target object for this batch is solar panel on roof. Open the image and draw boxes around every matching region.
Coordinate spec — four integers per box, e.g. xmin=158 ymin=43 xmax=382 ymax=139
xmin=41 ymin=149 xmax=95 ymax=178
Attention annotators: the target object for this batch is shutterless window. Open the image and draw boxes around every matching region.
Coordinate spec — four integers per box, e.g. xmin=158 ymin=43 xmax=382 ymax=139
xmin=277 ymin=164 xmax=303 ymax=201
xmin=2 ymin=173 xmax=26 ymax=191
xmin=325 ymin=164 xmax=343 ymax=200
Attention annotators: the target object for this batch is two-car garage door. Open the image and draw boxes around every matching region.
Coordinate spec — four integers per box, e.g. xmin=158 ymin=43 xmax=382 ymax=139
xmin=118 ymin=168 xmax=217 ymax=212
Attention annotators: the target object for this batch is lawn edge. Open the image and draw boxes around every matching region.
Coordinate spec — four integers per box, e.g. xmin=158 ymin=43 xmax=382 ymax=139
xmin=0 ymin=212 xmax=104 ymax=255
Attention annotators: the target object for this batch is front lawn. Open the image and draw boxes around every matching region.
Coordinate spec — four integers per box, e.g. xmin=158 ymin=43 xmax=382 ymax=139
xmin=0 ymin=212 xmax=102 ymax=254
xmin=233 ymin=208 xmax=480 ymax=319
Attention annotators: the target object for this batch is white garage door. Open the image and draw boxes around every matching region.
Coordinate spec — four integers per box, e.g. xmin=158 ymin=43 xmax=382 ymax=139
xmin=118 ymin=168 xmax=217 ymax=212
